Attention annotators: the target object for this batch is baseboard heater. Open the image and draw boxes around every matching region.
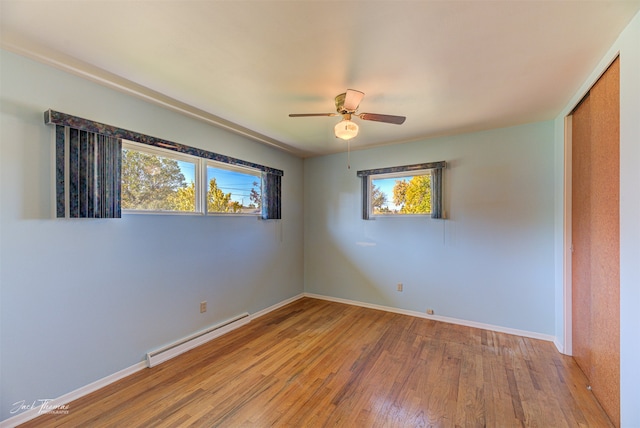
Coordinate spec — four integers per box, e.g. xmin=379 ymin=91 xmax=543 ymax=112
xmin=146 ymin=312 xmax=251 ymax=368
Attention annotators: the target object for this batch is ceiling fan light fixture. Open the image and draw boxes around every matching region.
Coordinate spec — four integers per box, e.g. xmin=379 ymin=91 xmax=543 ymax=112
xmin=334 ymin=119 xmax=359 ymax=140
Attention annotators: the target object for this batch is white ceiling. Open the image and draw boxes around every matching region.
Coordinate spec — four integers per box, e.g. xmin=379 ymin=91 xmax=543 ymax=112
xmin=2 ymin=1 xmax=639 ymax=157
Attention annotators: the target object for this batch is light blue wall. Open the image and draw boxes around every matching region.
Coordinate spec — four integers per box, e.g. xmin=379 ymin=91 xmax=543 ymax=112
xmin=304 ymin=121 xmax=556 ymax=334
xmin=0 ymin=50 xmax=304 ymax=421
xmin=553 ymin=11 xmax=640 ymax=426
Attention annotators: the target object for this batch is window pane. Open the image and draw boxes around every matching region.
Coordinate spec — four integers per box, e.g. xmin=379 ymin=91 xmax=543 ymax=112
xmin=371 ymin=172 xmax=432 ymax=215
xmin=206 ymin=164 xmax=261 ymax=214
xmin=121 ymin=148 xmax=196 ymax=212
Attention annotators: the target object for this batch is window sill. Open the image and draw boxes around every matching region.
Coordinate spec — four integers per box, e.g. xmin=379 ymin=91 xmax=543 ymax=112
xmin=123 ymin=210 xmax=260 ymax=218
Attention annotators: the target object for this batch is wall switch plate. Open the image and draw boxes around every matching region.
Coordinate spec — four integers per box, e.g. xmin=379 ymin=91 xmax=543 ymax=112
xmin=397 ymin=283 xmax=403 ymax=292
xmin=200 ymin=301 xmax=207 ymax=313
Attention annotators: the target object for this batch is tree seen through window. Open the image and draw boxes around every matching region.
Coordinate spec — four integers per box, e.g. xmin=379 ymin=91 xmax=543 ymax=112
xmin=121 ymin=145 xmax=261 ymax=214
xmin=371 ymin=173 xmax=432 ymax=215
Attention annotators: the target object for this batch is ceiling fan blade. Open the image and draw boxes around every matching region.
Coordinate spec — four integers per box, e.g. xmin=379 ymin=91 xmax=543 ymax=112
xmin=358 ymin=113 xmax=406 ymax=125
xmin=289 ymin=113 xmax=340 ymax=117
xmin=343 ymin=89 xmax=365 ymax=111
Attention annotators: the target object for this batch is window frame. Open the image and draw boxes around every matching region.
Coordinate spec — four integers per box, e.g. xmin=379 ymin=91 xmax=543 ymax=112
xmin=204 ymin=159 xmax=263 ymax=217
xmin=122 ymin=140 xmax=264 ymax=217
xmin=357 ymin=161 xmax=446 ymax=220
xmin=121 ymin=140 xmax=203 ymax=215
xmin=368 ymin=168 xmax=434 ymax=218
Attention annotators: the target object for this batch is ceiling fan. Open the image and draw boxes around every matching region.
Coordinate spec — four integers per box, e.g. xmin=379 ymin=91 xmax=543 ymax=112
xmin=289 ymin=89 xmax=406 ymax=140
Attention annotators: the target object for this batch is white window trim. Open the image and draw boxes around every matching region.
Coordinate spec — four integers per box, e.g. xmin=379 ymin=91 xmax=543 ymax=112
xmin=206 ymin=159 xmax=262 ymax=177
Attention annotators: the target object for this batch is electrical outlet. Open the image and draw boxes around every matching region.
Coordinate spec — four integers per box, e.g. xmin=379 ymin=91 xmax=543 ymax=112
xmin=200 ymin=301 xmax=207 ymax=313
xmin=397 ymin=283 xmax=403 ymax=292
xmin=426 ymin=308 xmax=434 ymax=315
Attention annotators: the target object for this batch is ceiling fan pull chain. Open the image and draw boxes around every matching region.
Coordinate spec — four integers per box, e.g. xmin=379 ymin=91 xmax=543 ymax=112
xmin=347 ymin=140 xmax=351 ymax=169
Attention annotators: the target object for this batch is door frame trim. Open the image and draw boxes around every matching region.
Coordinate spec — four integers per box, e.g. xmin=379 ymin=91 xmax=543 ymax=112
xmin=563 ymin=115 xmax=573 ymax=356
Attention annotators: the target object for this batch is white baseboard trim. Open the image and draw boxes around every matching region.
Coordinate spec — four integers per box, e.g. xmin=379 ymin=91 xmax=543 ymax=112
xmin=1 ymin=293 xmax=306 ymax=427
xmin=553 ymin=337 xmax=565 ymax=354
xmin=250 ymin=293 xmax=305 ymax=320
xmin=304 ymin=292 xmax=557 ymax=343
xmin=0 ymin=361 xmax=147 ymax=428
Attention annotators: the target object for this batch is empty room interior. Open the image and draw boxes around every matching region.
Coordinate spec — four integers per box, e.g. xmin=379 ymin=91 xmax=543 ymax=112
xmin=1 ymin=1 xmax=639 ymax=427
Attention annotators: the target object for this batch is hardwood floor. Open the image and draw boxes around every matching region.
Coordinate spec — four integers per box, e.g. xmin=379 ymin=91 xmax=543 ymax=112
xmin=20 ymin=298 xmax=612 ymax=427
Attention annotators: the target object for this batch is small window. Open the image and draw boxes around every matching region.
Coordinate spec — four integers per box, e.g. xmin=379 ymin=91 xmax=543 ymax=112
xmin=370 ymin=170 xmax=433 ymax=216
xmin=122 ymin=141 xmax=199 ymax=213
xmin=206 ymin=161 xmax=262 ymax=215
xmin=357 ymin=161 xmax=445 ymax=220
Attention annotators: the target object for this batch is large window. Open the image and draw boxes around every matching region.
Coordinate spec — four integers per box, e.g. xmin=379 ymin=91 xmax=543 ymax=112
xmin=46 ymin=109 xmax=282 ymax=220
xmin=122 ymin=141 xmax=262 ymax=215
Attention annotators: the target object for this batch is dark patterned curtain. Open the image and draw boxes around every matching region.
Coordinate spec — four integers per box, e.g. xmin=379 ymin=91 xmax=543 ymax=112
xmin=430 ymin=167 xmax=443 ymax=219
xmin=361 ymin=175 xmax=370 ymax=220
xmin=262 ymin=173 xmax=282 ymax=220
xmin=55 ymin=125 xmax=121 ymax=218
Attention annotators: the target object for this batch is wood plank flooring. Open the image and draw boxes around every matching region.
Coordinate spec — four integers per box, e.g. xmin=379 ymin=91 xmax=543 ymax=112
xmin=20 ymin=298 xmax=613 ymax=427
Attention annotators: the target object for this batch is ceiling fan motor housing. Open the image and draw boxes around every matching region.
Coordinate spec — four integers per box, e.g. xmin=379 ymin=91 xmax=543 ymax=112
xmin=335 ymin=93 xmax=352 ymax=114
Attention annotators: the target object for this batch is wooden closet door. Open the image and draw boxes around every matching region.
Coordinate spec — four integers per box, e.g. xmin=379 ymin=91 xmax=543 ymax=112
xmin=571 ymin=57 xmax=620 ymax=427
xmin=571 ymin=94 xmax=592 ymax=380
